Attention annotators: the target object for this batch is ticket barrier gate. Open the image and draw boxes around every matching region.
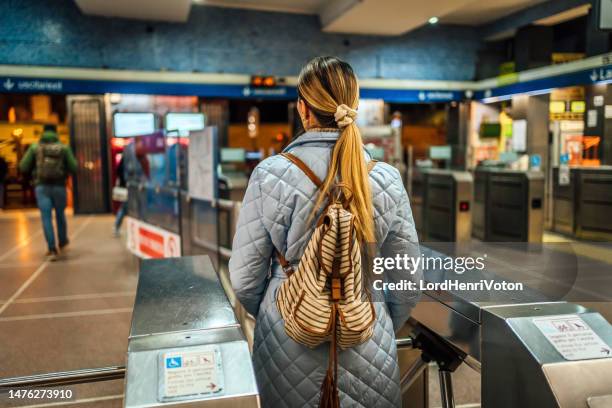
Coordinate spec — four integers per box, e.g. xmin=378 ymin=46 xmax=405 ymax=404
xmin=473 ymin=168 xmax=544 ymax=242
xmin=552 ymin=166 xmax=612 ymax=240
xmin=472 ymin=168 xmax=487 ymax=240
xmin=409 ymin=247 xmax=612 ymax=408
xmin=421 ymin=169 xmax=473 ymax=242
xmin=124 ymin=255 xmax=258 ymax=408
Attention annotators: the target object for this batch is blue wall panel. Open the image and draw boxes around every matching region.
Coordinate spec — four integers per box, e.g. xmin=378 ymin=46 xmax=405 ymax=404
xmin=0 ymin=0 xmax=481 ymax=81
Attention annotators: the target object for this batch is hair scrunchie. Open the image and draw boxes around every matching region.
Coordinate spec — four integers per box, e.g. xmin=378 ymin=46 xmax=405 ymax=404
xmin=334 ymin=104 xmax=358 ymax=128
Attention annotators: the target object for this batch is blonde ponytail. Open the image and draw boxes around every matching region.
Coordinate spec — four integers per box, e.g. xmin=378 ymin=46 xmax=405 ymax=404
xmin=298 ymin=56 xmax=375 ymax=244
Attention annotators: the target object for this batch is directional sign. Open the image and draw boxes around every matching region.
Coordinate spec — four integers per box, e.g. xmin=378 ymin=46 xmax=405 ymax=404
xmin=0 ymin=74 xmax=463 ymax=102
xmin=477 ymin=64 xmax=612 ymax=100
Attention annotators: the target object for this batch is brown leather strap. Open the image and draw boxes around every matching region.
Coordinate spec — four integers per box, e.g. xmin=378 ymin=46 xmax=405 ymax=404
xmin=280 ymin=152 xmax=322 ymax=188
xmin=276 ymin=155 xmax=377 ymax=278
xmin=367 ymin=159 xmax=378 ymax=173
xmin=276 ymin=249 xmax=294 ymax=277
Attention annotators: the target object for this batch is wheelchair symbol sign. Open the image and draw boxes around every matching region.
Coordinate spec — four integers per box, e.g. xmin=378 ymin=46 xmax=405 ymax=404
xmin=166 ymin=357 xmax=182 ymax=369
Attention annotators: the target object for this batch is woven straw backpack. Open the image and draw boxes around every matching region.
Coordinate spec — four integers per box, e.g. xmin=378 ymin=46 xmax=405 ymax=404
xmin=275 ymin=152 xmax=377 ymax=408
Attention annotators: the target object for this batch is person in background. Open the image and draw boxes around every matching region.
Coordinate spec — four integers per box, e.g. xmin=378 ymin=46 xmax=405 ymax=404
xmin=113 ymin=139 xmax=149 ymax=236
xmin=0 ymin=155 xmax=8 ymax=209
xmin=19 ymin=124 xmax=77 ymax=261
xmin=113 ymin=154 xmax=127 ymax=236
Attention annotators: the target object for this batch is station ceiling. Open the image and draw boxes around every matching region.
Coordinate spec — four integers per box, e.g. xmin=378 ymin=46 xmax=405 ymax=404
xmin=75 ymin=0 xmax=551 ymax=35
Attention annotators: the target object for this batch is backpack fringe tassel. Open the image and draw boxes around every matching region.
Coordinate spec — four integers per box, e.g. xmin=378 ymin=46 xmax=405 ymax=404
xmin=319 ymin=305 xmax=340 ymax=408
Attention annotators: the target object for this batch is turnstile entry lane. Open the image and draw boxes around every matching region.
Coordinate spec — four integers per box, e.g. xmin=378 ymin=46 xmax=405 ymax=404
xmin=124 ymin=255 xmax=259 ymax=408
xmin=421 ymin=169 xmax=473 ymax=243
xmin=553 ymin=166 xmax=612 ymax=241
xmin=410 ymin=246 xmax=612 ymax=408
xmin=473 ymin=168 xmax=544 ymax=243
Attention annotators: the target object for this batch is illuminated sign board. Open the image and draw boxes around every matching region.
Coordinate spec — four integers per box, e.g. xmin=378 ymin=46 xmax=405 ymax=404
xmin=113 ymin=112 xmax=156 ymax=137
xmin=165 ymin=113 xmax=206 ymax=137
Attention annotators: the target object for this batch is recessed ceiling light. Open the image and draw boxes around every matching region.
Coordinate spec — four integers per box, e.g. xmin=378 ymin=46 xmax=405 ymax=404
xmin=428 ymin=16 xmax=439 ymax=25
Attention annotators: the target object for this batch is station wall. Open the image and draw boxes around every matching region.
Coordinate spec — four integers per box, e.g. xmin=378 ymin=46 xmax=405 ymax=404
xmin=0 ymin=0 xmax=481 ymax=81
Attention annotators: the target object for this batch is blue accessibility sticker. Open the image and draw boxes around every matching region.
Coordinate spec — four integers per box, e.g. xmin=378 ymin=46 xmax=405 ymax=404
xmin=166 ymin=357 xmax=182 ymax=369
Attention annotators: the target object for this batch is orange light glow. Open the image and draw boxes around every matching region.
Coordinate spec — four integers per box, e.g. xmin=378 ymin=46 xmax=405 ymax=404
xmin=8 ymin=107 xmax=16 ymax=123
xmin=263 ymin=76 xmax=276 ymax=87
xmin=111 ymin=137 xmax=128 ymax=148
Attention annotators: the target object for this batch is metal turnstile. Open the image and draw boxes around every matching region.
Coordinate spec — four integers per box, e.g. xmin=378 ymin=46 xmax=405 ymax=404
xmin=421 ymin=169 xmax=473 ymax=242
xmin=124 ymin=255 xmax=259 ymax=408
xmin=472 ymin=168 xmax=487 ymax=240
xmin=553 ymin=166 xmax=612 ymax=240
xmin=475 ymin=168 xmax=544 ymax=242
xmin=410 ymin=247 xmax=612 ymax=408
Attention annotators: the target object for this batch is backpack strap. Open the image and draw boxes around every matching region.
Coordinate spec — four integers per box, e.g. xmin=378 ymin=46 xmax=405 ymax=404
xmin=367 ymin=159 xmax=378 ymax=172
xmin=279 ymin=152 xmax=322 ymax=188
xmin=275 ymin=153 xmax=377 ymax=277
xmin=281 ymin=152 xmax=377 ymax=187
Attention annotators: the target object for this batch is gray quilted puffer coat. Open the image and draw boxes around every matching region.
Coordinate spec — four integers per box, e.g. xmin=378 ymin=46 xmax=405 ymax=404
xmin=229 ymin=130 xmax=421 ymax=407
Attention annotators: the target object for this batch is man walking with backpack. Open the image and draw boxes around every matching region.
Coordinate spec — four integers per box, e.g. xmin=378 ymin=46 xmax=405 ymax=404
xmin=20 ymin=124 xmax=77 ymax=261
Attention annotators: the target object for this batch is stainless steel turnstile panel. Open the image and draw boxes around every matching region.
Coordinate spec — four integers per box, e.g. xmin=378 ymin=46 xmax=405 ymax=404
xmin=552 ymin=166 xmax=612 ymax=240
xmin=575 ymin=167 xmax=612 ymax=240
xmin=476 ymin=168 xmax=544 ymax=242
xmin=472 ymin=169 xmax=487 ymax=240
xmin=124 ymin=256 xmax=259 ymax=408
xmin=410 ymin=245 xmax=612 ymax=408
xmin=128 ymin=257 xmax=236 ymax=337
xmin=422 ymin=169 xmax=472 ymax=242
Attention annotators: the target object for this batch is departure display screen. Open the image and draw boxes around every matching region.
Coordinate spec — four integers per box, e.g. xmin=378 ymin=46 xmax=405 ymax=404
xmin=165 ymin=113 xmax=205 ymax=137
xmin=113 ymin=112 xmax=156 ymax=137
xmin=221 ymin=148 xmax=246 ymax=163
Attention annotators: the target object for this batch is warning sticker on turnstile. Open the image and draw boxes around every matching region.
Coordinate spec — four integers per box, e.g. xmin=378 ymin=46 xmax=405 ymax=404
xmin=533 ymin=315 xmax=612 ymax=361
xmin=158 ymin=346 xmax=224 ymax=402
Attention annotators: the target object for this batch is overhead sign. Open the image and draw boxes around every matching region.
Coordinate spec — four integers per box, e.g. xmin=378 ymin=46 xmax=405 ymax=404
xmin=126 ymin=217 xmax=181 ymax=259
xmin=165 ymin=112 xmax=205 ymax=137
xmin=2 ymin=77 xmax=62 ymax=92
xmin=0 ymin=75 xmax=296 ymax=99
xmin=361 ymin=88 xmax=463 ymax=103
xmin=0 ymin=75 xmax=463 ymax=102
xmin=113 ymin=112 xmax=156 ymax=137
xmin=533 ymin=315 xmax=612 ymax=361
xmin=478 ymin=63 xmax=612 ymax=101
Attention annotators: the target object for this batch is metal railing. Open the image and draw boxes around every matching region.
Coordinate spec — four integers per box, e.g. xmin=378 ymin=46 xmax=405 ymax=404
xmin=0 ymin=366 xmax=126 ymax=390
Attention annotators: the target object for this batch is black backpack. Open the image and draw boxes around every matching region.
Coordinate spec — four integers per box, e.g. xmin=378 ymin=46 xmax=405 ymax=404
xmin=36 ymin=143 xmax=66 ymax=183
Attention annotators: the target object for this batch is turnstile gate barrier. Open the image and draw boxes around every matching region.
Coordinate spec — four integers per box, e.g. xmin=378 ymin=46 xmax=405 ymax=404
xmin=553 ymin=166 xmax=612 ymax=240
xmin=124 ymin=256 xmax=259 ymax=408
xmin=422 ymin=169 xmax=473 ymax=242
xmin=474 ymin=168 xmax=544 ymax=242
xmin=410 ymin=247 xmax=612 ymax=408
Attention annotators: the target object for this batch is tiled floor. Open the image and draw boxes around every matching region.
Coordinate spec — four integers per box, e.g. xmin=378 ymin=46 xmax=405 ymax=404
xmin=0 ymin=210 xmax=138 ymax=407
xmin=1 ymin=210 xmax=611 ymax=408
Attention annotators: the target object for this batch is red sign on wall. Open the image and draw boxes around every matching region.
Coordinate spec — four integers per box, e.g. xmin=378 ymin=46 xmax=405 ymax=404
xmin=127 ymin=217 xmax=182 ymax=259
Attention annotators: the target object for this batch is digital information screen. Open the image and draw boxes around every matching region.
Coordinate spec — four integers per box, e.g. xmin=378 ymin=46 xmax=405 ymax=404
xmin=165 ymin=113 xmax=205 ymax=137
xmin=113 ymin=113 xmax=156 ymax=137
xmin=220 ymin=148 xmax=246 ymax=163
